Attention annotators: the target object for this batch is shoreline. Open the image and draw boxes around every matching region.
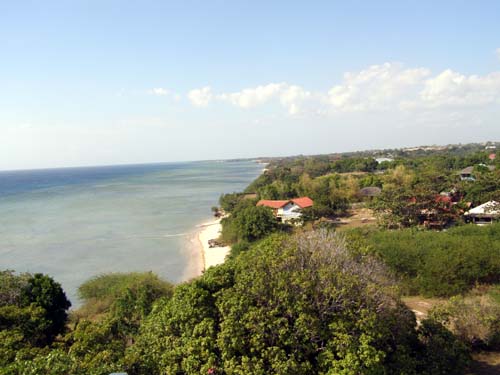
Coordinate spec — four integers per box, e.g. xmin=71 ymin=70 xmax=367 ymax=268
xmin=197 ymin=218 xmax=231 ymax=272
xmin=192 ymin=160 xmax=265 ymax=275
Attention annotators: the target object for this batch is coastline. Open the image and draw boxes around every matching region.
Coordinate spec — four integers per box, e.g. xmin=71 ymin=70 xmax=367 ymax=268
xmin=191 ymin=160 xmax=266 ymax=276
xmin=197 ymin=218 xmax=231 ymax=272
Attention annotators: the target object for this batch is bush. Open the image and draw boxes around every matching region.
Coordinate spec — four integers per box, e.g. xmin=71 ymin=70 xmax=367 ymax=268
xmin=346 ymin=224 xmax=500 ymax=297
xmin=76 ymin=272 xmax=173 ymax=319
xmin=416 ymin=319 xmax=471 ymax=374
xmin=429 ymin=294 xmax=500 ymax=350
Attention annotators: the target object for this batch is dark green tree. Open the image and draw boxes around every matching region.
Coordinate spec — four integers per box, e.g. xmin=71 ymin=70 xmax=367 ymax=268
xmin=21 ymin=273 xmax=71 ymax=344
xmin=232 ymin=205 xmax=278 ymax=242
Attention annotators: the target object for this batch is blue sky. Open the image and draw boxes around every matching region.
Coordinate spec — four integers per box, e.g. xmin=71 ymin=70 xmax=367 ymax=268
xmin=1 ymin=1 xmax=500 ymax=170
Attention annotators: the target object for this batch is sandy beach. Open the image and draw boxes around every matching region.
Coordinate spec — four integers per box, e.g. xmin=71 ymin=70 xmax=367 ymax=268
xmin=198 ymin=218 xmax=231 ymax=270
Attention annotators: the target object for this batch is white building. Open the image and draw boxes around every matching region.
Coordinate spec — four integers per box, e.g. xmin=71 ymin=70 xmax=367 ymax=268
xmin=257 ymin=197 xmax=314 ymax=223
xmin=464 ymin=201 xmax=500 ymax=225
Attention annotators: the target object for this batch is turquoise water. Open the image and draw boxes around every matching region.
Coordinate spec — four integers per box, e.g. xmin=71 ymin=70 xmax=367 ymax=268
xmin=0 ymin=160 xmax=262 ymax=306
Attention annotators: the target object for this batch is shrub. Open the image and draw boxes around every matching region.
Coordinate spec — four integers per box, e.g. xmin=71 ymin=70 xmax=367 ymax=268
xmin=429 ymin=294 xmax=500 ymax=350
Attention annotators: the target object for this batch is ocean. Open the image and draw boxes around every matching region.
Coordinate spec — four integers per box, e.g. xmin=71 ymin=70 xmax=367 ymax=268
xmin=0 ymin=160 xmax=263 ymax=306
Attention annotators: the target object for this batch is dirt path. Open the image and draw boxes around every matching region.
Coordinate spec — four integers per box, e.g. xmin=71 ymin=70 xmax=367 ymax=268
xmin=402 ymin=296 xmax=442 ymax=324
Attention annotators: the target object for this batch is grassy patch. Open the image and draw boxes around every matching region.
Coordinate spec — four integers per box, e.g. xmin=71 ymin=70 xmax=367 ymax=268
xmin=73 ymin=272 xmax=173 ymax=320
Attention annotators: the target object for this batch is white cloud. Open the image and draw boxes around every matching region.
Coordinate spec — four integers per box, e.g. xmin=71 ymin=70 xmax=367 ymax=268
xmin=219 ymin=83 xmax=284 ymax=108
xmin=149 ymin=87 xmax=170 ymax=96
xmin=497 ymin=48 xmax=500 ymax=62
xmin=217 ymin=83 xmax=312 ymax=115
xmin=420 ymin=70 xmax=500 ymax=107
xmin=187 ymin=86 xmax=213 ymax=107
xmin=279 ymin=85 xmax=312 ymax=115
xmin=186 ymin=63 xmax=500 ymax=116
xmin=327 ymin=63 xmax=431 ymax=112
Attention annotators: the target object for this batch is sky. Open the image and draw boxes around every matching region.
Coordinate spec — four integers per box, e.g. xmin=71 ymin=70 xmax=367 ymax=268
xmin=1 ymin=0 xmax=500 ymax=170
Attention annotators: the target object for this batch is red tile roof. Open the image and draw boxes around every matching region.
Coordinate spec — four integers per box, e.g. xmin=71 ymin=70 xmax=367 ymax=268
xmin=435 ymin=195 xmax=452 ymax=203
xmin=257 ymin=197 xmax=314 ymax=209
xmin=257 ymin=200 xmax=290 ymax=209
xmin=291 ymin=197 xmax=314 ymax=208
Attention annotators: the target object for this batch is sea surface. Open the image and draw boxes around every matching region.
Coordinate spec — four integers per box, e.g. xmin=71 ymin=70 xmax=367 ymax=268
xmin=0 ymin=160 xmax=263 ymax=306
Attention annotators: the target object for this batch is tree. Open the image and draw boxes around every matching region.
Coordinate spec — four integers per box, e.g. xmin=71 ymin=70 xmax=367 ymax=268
xmin=219 ymin=193 xmax=242 ymax=213
xmin=0 ymin=272 xmax=71 ymax=347
xmin=21 ymin=273 xmax=71 ymax=344
xmin=232 ymin=205 xmax=278 ymax=242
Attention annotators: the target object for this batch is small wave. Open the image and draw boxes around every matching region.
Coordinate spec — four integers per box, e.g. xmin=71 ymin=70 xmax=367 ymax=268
xmin=196 ymin=220 xmax=219 ymax=228
xmin=163 ymin=232 xmax=191 ymax=238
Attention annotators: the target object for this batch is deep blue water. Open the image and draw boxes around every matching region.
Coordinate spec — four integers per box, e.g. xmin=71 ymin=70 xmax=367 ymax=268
xmin=0 ymin=160 xmax=263 ymax=306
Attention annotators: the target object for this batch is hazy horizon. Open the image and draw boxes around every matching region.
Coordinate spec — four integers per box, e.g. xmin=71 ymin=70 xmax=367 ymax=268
xmin=0 ymin=138 xmax=498 ymax=173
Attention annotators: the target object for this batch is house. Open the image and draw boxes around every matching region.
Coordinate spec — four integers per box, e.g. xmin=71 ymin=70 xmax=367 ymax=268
xmin=464 ymin=201 xmax=500 ymax=225
xmin=358 ymin=186 xmax=382 ymax=200
xmin=375 ymin=157 xmax=394 ymax=164
xmin=257 ymin=197 xmax=313 ymax=223
xmin=459 ymin=166 xmax=475 ymax=181
xmin=459 ymin=165 xmax=496 ymax=181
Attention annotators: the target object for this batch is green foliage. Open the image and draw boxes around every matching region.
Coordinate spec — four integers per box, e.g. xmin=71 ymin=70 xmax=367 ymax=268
xmin=0 ymin=271 xmax=174 ymax=374
xmin=300 ymin=205 xmax=336 ymax=222
xmin=429 ymin=294 xmax=500 ymax=350
xmin=416 ymin=319 xmax=471 ymax=375
xmin=459 ymin=170 xmax=500 ymax=205
xmin=370 ymin=184 xmax=459 ymax=229
xmin=0 ymin=304 xmax=50 ymax=348
xmin=108 ymin=275 xmax=173 ymax=337
xmin=244 ymin=148 xmax=499 ymax=228
xmin=77 ymin=272 xmax=173 ymax=319
xmin=227 ymin=240 xmax=251 ymax=259
xmin=330 ymin=157 xmax=378 ymax=173
xmin=219 ymin=193 xmax=242 ymax=213
xmin=126 ymin=231 xmax=468 ymax=374
xmin=0 ymin=271 xmax=70 ymax=347
xmin=221 ymin=205 xmax=278 ymax=244
xmin=346 ymin=224 xmax=500 ymax=296
xmin=21 ymin=273 xmax=71 ymax=344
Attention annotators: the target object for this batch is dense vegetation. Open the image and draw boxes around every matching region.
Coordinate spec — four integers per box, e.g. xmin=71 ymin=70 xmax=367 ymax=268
xmin=221 ymin=146 xmax=500 ymax=232
xmin=0 ymin=272 xmax=173 ymax=374
xmin=346 ymin=224 xmax=500 ymax=297
xmin=75 ymin=272 xmax=174 ymax=319
xmin=127 ymin=231 xmax=469 ymax=374
xmin=429 ymin=291 xmax=500 ymax=350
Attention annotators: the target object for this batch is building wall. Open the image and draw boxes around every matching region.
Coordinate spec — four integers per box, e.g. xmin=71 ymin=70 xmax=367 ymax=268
xmin=278 ymin=203 xmax=302 ymax=221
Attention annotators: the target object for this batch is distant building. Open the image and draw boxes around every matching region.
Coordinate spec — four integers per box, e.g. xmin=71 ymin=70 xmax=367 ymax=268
xmin=257 ymin=197 xmax=313 ymax=223
xmin=375 ymin=157 xmax=394 ymax=164
xmin=458 ymin=165 xmax=494 ymax=181
xmin=459 ymin=166 xmax=475 ymax=181
xmin=358 ymin=186 xmax=382 ymax=199
xmin=464 ymin=201 xmax=500 ymax=225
